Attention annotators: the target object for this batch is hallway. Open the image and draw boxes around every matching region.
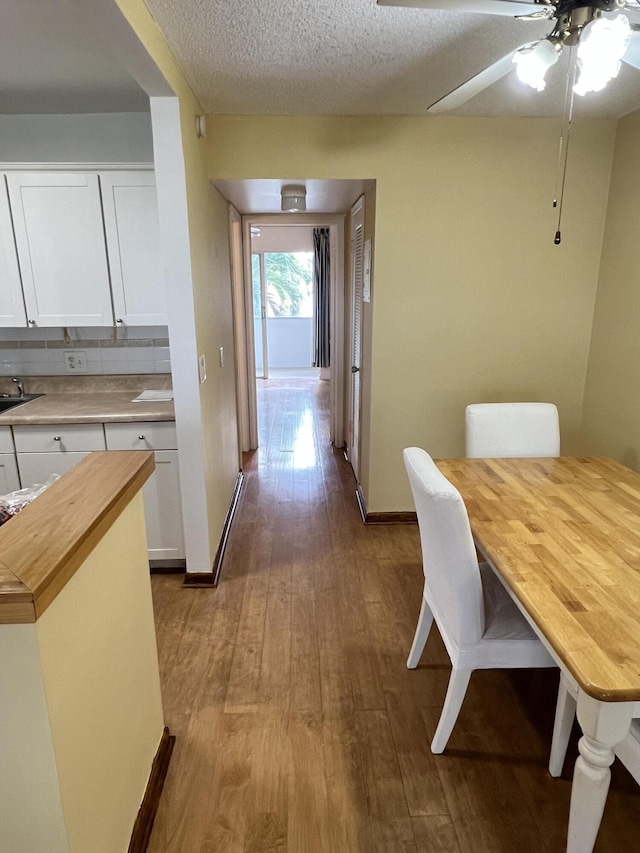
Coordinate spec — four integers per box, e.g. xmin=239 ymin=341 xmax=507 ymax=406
xmin=148 ymin=378 xmax=640 ymax=852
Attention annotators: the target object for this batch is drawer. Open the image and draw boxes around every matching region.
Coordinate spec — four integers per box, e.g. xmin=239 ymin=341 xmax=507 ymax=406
xmin=104 ymin=421 xmax=177 ymax=451
xmin=13 ymin=423 xmax=106 ymax=453
xmin=0 ymin=426 xmax=14 ymax=454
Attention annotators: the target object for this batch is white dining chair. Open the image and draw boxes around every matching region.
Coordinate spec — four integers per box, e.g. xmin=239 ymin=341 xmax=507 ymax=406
xmin=403 ymin=446 xmax=557 ymax=754
xmin=465 ymin=402 xmax=560 ymax=458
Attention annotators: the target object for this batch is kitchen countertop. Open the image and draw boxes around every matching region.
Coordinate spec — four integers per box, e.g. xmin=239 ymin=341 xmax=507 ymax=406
xmin=0 ymin=392 xmax=175 ymax=426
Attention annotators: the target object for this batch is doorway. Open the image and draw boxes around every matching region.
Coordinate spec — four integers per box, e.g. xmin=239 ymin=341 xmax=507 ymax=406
xmin=250 ymin=225 xmax=316 ymax=379
xmin=239 ymin=214 xmax=346 ymax=451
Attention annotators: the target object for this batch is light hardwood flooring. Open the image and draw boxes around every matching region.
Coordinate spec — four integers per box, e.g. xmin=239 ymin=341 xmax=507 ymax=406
xmin=148 ymin=377 xmax=640 ymax=852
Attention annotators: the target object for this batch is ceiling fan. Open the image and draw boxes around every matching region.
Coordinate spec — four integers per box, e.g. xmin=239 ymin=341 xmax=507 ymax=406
xmin=378 ymin=0 xmax=640 ymax=113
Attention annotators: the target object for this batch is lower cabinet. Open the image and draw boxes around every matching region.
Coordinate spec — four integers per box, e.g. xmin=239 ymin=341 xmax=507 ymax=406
xmin=10 ymin=420 xmax=184 ymax=565
xmin=14 ymin=423 xmax=104 ymax=489
xmin=0 ymin=427 xmax=20 ymax=493
xmin=104 ymin=422 xmax=185 ymax=563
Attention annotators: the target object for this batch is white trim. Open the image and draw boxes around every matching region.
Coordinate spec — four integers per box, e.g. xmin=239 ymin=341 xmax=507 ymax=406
xmin=150 ymin=96 xmax=212 ymax=572
xmin=241 ymin=217 xmax=259 ymax=449
xmin=241 ymin=213 xmax=345 ymax=448
xmin=228 ymin=204 xmax=251 ymax=455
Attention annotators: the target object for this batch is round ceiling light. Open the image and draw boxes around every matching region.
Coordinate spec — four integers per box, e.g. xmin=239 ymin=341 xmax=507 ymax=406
xmin=281 ymin=185 xmax=307 ymax=212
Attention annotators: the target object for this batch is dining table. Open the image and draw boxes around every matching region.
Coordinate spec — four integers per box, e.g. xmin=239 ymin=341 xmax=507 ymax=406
xmin=435 ymin=455 xmax=640 ymax=853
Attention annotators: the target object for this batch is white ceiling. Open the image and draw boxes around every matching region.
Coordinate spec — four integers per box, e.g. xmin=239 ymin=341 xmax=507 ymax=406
xmin=5 ymin=0 xmax=640 ymax=215
xmin=0 ymin=0 xmax=148 ymax=114
xmin=4 ymin=1 xmax=640 ymax=118
xmin=143 ymin=0 xmax=640 ymax=118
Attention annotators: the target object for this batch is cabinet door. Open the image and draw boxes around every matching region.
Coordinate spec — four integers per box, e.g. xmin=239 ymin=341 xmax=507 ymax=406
xmin=7 ymin=173 xmax=114 ymax=327
xmin=0 ymin=453 xmax=20 ymax=494
xmin=141 ymin=450 xmax=185 ymax=561
xmin=100 ymin=172 xmax=168 ymax=326
xmin=17 ymin=451 xmax=91 ymax=489
xmin=0 ymin=176 xmax=27 ymax=327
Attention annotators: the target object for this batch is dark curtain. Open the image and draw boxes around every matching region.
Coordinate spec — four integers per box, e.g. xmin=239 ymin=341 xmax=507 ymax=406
xmin=313 ymin=227 xmax=330 ymax=368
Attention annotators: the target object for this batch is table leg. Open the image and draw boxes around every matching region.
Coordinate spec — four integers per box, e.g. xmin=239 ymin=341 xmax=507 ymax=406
xmin=567 ymin=693 xmax=633 ymax=853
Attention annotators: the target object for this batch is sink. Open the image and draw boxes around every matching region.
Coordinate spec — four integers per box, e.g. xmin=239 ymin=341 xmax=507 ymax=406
xmin=0 ymin=394 xmax=44 ymax=413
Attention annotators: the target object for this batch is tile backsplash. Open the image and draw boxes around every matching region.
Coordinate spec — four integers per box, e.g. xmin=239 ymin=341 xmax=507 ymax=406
xmin=0 ymin=326 xmax=171 ymax=376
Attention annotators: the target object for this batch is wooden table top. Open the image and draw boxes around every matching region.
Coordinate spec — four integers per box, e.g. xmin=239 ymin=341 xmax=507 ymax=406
xmin=436 ymin=456 xmax=640 ymax=703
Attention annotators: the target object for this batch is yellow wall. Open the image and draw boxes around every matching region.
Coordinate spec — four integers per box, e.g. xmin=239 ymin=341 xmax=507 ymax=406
xmin=36 ymin=494 xmax=164 ymax=853
xmin=581 ymin=109 xmax=640 ymax=468
xmin=207 ymin=115 xmax=616 ymax=510
xmin=116 ymin=0 xmax=240 ymax=554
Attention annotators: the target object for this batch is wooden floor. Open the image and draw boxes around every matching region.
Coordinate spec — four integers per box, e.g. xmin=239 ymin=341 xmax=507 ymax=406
xmin=148 ymin=378 xmax=640 ymax=852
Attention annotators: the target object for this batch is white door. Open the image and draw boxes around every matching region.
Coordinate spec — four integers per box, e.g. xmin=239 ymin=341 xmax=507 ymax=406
xmin=0 ymin=176 xmax=27 ymax=327
xmin=229 ymin=206 xmax=251 ymax=455
xmin=347 ymin=197 xmax=365 ymax=481
xmin=7 ymin=173 xmax=114 ymax=327
xmin=101 ymin=171 xmax=168 ymax=326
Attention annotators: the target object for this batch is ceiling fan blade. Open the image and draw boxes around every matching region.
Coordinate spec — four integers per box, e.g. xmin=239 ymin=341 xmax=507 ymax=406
xmin=377 ymin=0 xmax=547 ymax=17
xmin=427 ymin=51 xmax=516 ymax=113
xmin=622 ymin=33 xmax=640 ymax=71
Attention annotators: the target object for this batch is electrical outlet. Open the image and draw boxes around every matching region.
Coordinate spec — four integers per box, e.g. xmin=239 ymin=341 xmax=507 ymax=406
xmin=198 ymin=354 xmax=207 ymax=383
xmin=64 ymin=350 xmax=88 ymax=373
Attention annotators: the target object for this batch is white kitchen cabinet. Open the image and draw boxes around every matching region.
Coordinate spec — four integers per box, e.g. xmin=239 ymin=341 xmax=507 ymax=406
xmin=0 ymin=427 xmax=19 ymax=493
xmin=13 ymin=423 xmax=106 ymax=488
xmin=0 ymin=177 xmax=27 ymax=327
xmin=100 ymin=172 xmax=167 ymax=326
xmin=0 ymin=454 xmax=20 ymax=493
xmin=7 ymin=173 xmax=114 ymax=327
xmin=104 ymin=422 xmax=184 ymax=563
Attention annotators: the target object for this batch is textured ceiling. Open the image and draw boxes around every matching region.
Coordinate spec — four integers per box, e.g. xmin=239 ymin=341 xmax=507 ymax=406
xmin=142 ymin=0 xmax=640 ymax=118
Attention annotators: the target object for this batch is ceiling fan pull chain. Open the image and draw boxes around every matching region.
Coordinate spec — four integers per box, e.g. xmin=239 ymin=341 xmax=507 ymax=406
xmin=554 ymin=46 xmax=578 ymax=245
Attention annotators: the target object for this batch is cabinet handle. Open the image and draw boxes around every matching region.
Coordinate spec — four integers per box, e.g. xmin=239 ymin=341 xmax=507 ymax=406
xmin=138 ymin=435 xmax=146 ymax=440
xmin=53 ymin=436 xmax=61 ymax=441
xmin=28 ymin=320 xmax=36 ymax=326
xmin=116 ymin=318 xmax=124 ymax=324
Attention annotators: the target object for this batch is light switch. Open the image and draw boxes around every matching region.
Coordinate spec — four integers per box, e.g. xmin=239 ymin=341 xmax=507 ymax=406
xmin=198 ymin=354 xmax=207 ymax=383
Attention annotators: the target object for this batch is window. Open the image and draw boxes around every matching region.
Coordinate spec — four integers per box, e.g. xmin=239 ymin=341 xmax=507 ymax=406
xmin=252 ymin=252 xmax=313 ymax=318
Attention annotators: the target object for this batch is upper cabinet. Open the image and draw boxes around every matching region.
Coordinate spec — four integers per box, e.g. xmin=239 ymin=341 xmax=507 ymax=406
xmin=0 ymin=176 xmax=27 ymax=327
xmin=7 ymin=173 xmax=114 ymax=327
xmin=1 ymin=170 xmax=167 ymax=329
xmin=101 ymin=172 xmax=168 ymax=326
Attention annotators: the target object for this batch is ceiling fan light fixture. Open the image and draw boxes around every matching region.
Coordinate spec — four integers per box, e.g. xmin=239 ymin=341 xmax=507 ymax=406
xmin=280 ymin=185 xmax=307 ymax=212
xmin=573 ymin=14 xmax=632 ymax=96
xmin=513 ymin=38 xmax=560 ymax=91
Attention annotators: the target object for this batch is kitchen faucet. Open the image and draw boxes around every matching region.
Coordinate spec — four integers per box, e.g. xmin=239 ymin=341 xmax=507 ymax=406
xmin=12 ymin=377 xmax=24 ymax=398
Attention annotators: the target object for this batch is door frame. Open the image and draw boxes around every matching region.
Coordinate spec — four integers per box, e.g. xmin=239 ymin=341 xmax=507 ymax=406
xmin=240 ymin=213 xmax=345 ymax=449
xmin=347 ymin=196 xmax=365 ymax=481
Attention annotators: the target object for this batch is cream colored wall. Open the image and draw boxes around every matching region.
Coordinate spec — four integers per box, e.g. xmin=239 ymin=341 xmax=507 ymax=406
xmin=36 ymin=494 xmax=164 ymax=853
xmin=0 ymin=623 xmax=69 ymax=853
xmin=207 ymin=115 xmax=615 ymax=511
xmin=116 ymin=0 xmax=240 ymax=556
xmin=581 ymin=109 xmax=640 ymax=468
xmin=198 ymin=183 xmax=243 ymax=533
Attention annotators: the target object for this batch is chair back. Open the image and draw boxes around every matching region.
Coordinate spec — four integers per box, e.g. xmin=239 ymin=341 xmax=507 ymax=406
xmin=465 ymin=402 xmax=560 ymax=458
xmin=403 ymin=447 xmax=485 ymax=645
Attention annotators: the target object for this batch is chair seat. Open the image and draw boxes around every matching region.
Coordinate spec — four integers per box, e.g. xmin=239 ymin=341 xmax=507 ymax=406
xmin=429 ymin=563 xmax=556 ymax=671
xmin=481 ymin=563 xmax=539 ymax=641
